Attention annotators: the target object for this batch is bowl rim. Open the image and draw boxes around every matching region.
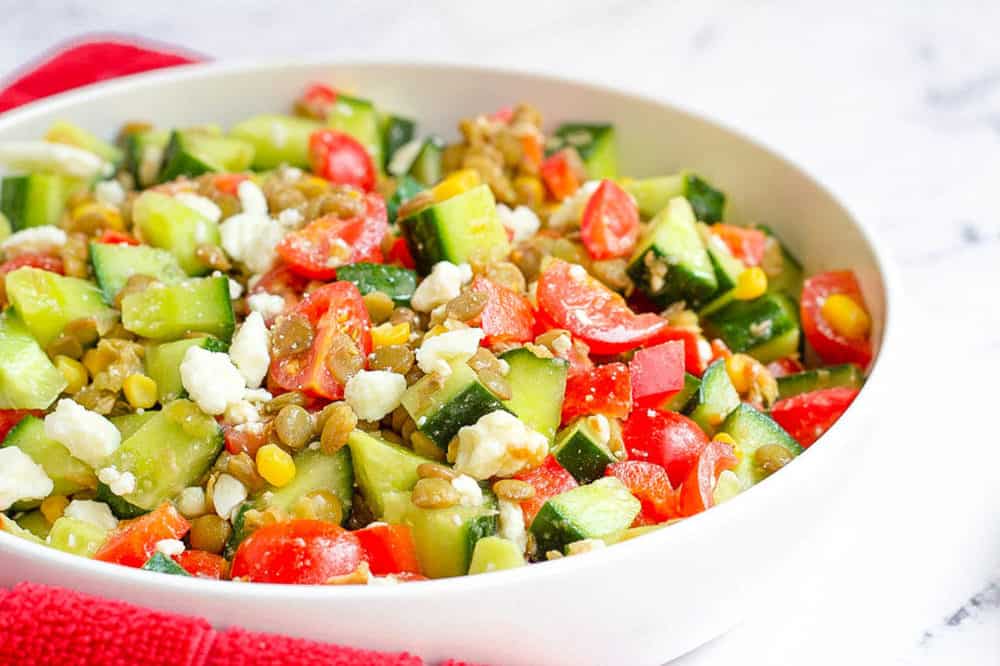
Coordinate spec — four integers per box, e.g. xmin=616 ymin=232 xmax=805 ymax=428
xmin=0 ymin=58 xmax=901 ymax=600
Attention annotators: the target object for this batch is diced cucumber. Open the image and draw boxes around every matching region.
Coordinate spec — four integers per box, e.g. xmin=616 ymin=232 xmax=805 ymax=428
xmin=548 ymin=123 xmax=618 ymax=179
xmin=627 ymin=196 xmax=717 ymax=308
xmin=389 ymin=137 xmax=444 ymax=186
xmin=2 ymin=416 xmax=96 ymax=499
xmin=48 ymin=516 xmax=108 ymax=557
xmin=123 ymin=129 xmax=169 ymax=188
xmin=529 ymin=477 xmax=640 ymax=555
xmin=100 ymin=400 xmax=223 ymax=512
xmin=335 ymin=263 xmax=417 ymax=306
xmin=660 ymin=372 xmax=701 ymax=412
xmin=386 ymin=175 xmax=425 ymax=224
xmin=400 ymin=184 xmax=510 ymax=275
xmin=468 ymin=535 xmax=525 ymax=575
xmin=776 ymin=364 xmax=865 ymax=400
xmin=754 ymin=224 xmax=804 ymax=299
xmin=499 ymin=348 xmax=568 ymax=442
xmin=0 ymin=313 xmax=66 ymax=409
xmin=552 ymin=418 xmax=616 ymax=484
xmin=404 ymin=494 xmax=498 ymax=579
xmin=0 ymin=514 xmax=45 ymax=545
xmin=121 ymin=276 xmax=235 ymax=342
xmin=380 ymin=114 xmax=416 ymax=172
xmin=158 ymin=130 xmax=255 ymax=183
xmin=623 ymin=171 xmax=726 ymax=222
xmin=256 ymin=447 xmax=353 ymax=524
xmin=401 ymin=360 xmax=508 ymax=449
xmin=347 ymin=429 xmax=433 ymax=519
xmin=15 ymin=510 xmax=49 ymax=538
xmin=142 ymin=551 xmax=191 ymax=576
xmin=229 ymin=114 xmax=320 ymax=169
xmin=718 ymin=403 xmax=803 ymax=487
xmin=144 ymin=336 xmax=228 ymax=403
xmin=698 ymin=222 xmax=745 ymax=295
xmin=701 ymin=292 xmax=800 ymax=364
xmin=5 ymin=267 xmax=115 ymax=348
xmin=89 ymin=242 xmax=186 ymax=303
xmin=1 ymin=173 xmax=72 ymax=230
xmin=110 ymin=411 xmax=158 ymax=440
xmin=45 ymin=121 xmax=122 ymax=165
xmin=327 ymin=94 xmax=383 ymax=170
xmin=685 ymin=359 xmax=740 ymax=436
xmin=132 ymin=190 xmax=221 ymax=275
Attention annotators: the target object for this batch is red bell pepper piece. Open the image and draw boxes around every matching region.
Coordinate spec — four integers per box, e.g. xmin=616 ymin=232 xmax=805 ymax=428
xmin=173 ymin=550 xmax=229 ymax=580
xmin=94 ymin=503 xmax=190 ymax=569
xmin=623 ymin=408 xmax=709 ymax=488
xmin=800 ymin=270 xmax=873 ymax=369
xmin=649 ymin=327 xmax=708 ymax=376
xmin=677 ymin=440 xmax=737 ymax=517
xmin=629 ymin=340 xmax=685 ymax=407
xmin=561 ymin=362 xmax=632 ymax=425
xmin=606 ymin=461 xmax=678 ymax=525
xmin=513 ymin=455 xmax=578 ymax=526
xmin=223 ymin=422 xmax=270 ymax=457
xmin=466 ymin=276 xmax=535 ymax=347
xmin=770 ymin=386 xmax=860 ymax=448
xmin=387 ymin=236 xmax=416 ymax=270
xmin=354 ymin=523 xmax=421 ymax=576
xmin=709 ymin=224 xmax=767 ymax=267
xmin=539 ymin=150 xmax=581 ymax=201
xmin=230 ymin=520 xmax=364 ymax=584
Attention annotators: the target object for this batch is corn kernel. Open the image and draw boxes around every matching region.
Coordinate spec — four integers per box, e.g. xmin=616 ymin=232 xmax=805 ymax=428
xmin=54 ymin=355 xmax=88 ymax=394
xmin=821 ymin=293 xmax=871 ymax=340
xmin=123 ymin=374 xmax=158 ymax=409
xmin=256 ymin=444 xmax=296 ymax=488
xmin=70 ymin=201 xmax=124 ymax=231
xmin=725 ymin=354 xmax=754 ymax=394
xmin=423 ymin=324 xmax=448 ymax=340
xmin=431 ymin=169 xmax=480 ymax=202
xmin=40 ymin=495 xmax=69 ymax=524
xmin=733 ymin=267 xmax=768 ymax=300
xmin=713 ymin=433 xmax=736 ymax=446
xmin=371 ymin=322 xmax=410 ymax=348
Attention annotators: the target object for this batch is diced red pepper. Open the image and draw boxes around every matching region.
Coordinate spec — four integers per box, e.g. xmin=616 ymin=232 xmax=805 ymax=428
xmin=96 ymin=229 xmax=140 ymax=246
xmin=540 ymin=150 xmax=581 ymax=201
xmin=623 ymin=408 xmax=709 ymax=488
xmin=211 ymin=173 xmax=250 ymax=196
xmin=230 ymin=520 xmax=363 ymax=585
xmin=580 ymin=180 xmax=640 ymax=260
xmin=561 ymin=362 xmax=632 ymax=425
xmin=0 ymin=409 xmax=42 ymax=441
xmin=801 ymin=270 xmax=873 ymax=369
xmin=0 ymin=253 xmax=63 ymax=276
xmin=606 ymin=461 xmax=677 ymax=525
xmin=649 ymin=327 xmax=708 ymax=376
xmin=710 ymin=224 xmax=767 ymax=267
xmin=513 ymin=455 xmax=578 ymax=526
xmin=677 ymin=440 xmax=737 ymax=517
xmin=354 ymin=523 xmax=421 ymax=576
xmin=629 ymin=340 xmax=685 ymax=407
xmin=466 ymin=276 xmax=535 ymax=347
xmin=94 ymin=503 xmax=190 ymax=569
xmin=308 ymin=129 xmax=376 ymax=192
xmin=173 ymin=550 xmax=229 ymax=580
xmin=387 ymin=236 xmax=416 ymax=269
xmin=770 ymin=386 xmax=860 ymax=448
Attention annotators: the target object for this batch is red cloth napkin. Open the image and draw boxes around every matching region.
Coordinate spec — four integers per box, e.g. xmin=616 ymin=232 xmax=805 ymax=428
xmin=0 ymin=39 xmax=483 ymax=666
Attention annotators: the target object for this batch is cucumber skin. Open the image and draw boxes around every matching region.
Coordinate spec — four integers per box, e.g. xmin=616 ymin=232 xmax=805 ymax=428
xmin=386 ymin=175 xmax=425 ymax=224
xmin=529 ymin=477 xmax=640 ymax=555
xmin=776 ymin=364 xmax=864 ymax=400
xmin=142 ymin=552 xmax=191 ymax=576
xmin=499 ymin=348 xmax=568 ymax=442
xmin=719 ymin=403 xmax=803 ymax=487
xmin=0 ymin=313 xmax=67 ymax=410
xmin=552 ymin=420 xmax=616 ymax=484
xmin=418 ymin=383 xmax=508 ymax=450
xmin=335 ymin=263 xmax=417 ymax=305
xmin=686 ymin=360 xmax=740 ymax=436
xmin=701 ymin=293 xmax=801 ymax=363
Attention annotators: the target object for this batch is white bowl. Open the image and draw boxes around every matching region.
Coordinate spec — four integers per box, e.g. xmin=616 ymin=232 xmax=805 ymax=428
xmin=0 ymin=61 xmax=898 ymax=666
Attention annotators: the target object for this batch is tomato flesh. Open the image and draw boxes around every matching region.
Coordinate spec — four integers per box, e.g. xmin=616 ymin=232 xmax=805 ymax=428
xmin=0 ymin=253 xmax=63 ymax=276
xmin=514 ymin=455 xmax=578 ymax=526
xmin=623 ymin=408 xmax=709 ymax=488
xmin=710 ymin=224 xmax=767 ymax=266
xmin=354 ymin=523 xmax=421 ymax=576
xmin=94 ymin=503 xmax=190 ymax=568
xmin=174 ymin=550 xmax=229 ymax=580
xmin=561 ymin=362 xmax=632 ymax=425
xmin=771 ymin=386 xmax=860 ymax=447
xmin=629 ymin=340 xmax=685 ymax=407
xmin=539 ymin=150 xmax=580 ymax=200
xmin=677 ymin=440 xmax=737 ymax=517
xmin=308 ymin=129 xmax=376 ymax=192
xmin=297 ymin=83 xmax=337 ymax=118
xmin=466 ymin=276 xmax=535 ymax=347
xmin=580 ymin=180 xmax=640 ymax=260
xmin=231 ymin=520 xmax=363 ymax=584
xmin=801 ymin=270 xmax=873 ymax=369
xmin=606 ymin=461 xmax=677 ymax=525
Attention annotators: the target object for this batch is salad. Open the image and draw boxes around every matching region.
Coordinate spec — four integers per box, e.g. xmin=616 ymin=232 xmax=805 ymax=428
xmin=0 ymin=84 xmax=873 ymax=584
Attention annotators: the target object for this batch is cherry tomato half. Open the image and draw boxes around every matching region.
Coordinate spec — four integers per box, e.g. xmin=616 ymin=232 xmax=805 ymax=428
xmin=466 ymin=276 xmax=535 ymax=347
xmin=623 ymin=408 xmax=709 ymax=488
xmin=710 ymin=224 xmax=767 ymax=267
xmin=580 ymin=180 xmax=640 ymax=260
xmin=770 ymin=386 xmax=860 ymax=448
xmin=308 ymin=129 xmax=376 ymax=192
xmin=801 ymin=270 xmax=873 ymax=369
xmin=248 ymin=263 xmax=311 ymax=322
xmin=231 ymin=520 xmax=363 ymax=584
xmin=94 ymin=503 xmax=189 ymax=569
xmin=354 ymin=523 xmax=421 ymax=576
xmin=0 ymin=253 xmax=63 ymax=276
xmin=677 ymin=440 xmax=737 ymax=517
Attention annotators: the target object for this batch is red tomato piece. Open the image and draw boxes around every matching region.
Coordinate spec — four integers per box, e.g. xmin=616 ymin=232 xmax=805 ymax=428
xmin=771 ymin=386 xmax=860 ymax=448
xmin=173 ymin=550 xmax=229 ymax=580
xmin=801 ymin=271 xmax=873 ymax=369
xmin=211 ymin=173 xmax=250 ymax=196
xmin=465 ymin=276 xmax=535 ymax=347
xmin=539 ymin=150 xmax=581 ymax=201
xmin=677 ymin=440 xmax=737 ymax=517
xmin=561 ymin=362 xmax=632 ymax=425
xmin=606 ymin=461 xmax=677 ymax=525
xmin=231 ymin=520 xmax=363 ymax=585
xmin=0 ymin=253 xmax=63 ymax=276
xmin=623 ymin=408 xmax=709 ymax=488
xmin=513 ymin=455 xmax=578 ymax=526
xmin=96 ymin=229 xmax=140 ymax=246
xmin=297 ymin=83 xmax=337 ymax=118
xmin=629 ymin=340 xmax=685 ymax=407
xmin=94 ymin=503 xmax=190 ymax=569
xmin=710 ymin=224 xmax=767 ymax=266
xmin=0 ymin=409 xmax=42 ymax=440
xmin=248 ymin=263 xmax=311 ymax=321
xmin=308 ymin=129 xmax=376 ymax=192
xmin=645 ymin=326 xmax=708 ymax=376
xmin=537 ymin=259 xmax=670 ymax=355
xmin=767 ymin=357 xmax=805 ymax=378
xmin=269 ymin=282 xmax=371 ymax=400
xmin=387 ymin=236 xmax=416 ymax=269
xmin=354 ymin=523 xmax=421 ymax=576
xmin=223 ymin=422 xmax=271 ymax=457
xmin=580 ymin=180 xmax=640 ymax=260
xmin=277 ymin=193 xmax=387 ymax=280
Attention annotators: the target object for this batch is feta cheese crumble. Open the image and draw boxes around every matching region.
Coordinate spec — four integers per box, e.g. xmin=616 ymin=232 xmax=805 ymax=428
xmin=97 ymin=466 xmax=137 ymax=496
xmin=277 ymin=207 xmax=304 ymax=228
xmin=219 ymin=212 xmax=284 ymax=274
xmin=64 ymin=500 xmax=118 ymax=531
xmin=155 ymin=539 xmax=186 ymax=557
xmin=237 ymin=180 xmax=268 ymax=216
xmin=0 ymin=447 xmax=53 ymax=511
xmin=547 ymin=180 xmax=599 ymax=230
xmin=247 ymin=292 xmax=286 ymax=320
xmin=44 ymin=399 xmax=121 ymax=468
xmin=1 ymin=225 xmax=67 ymax=258
xmin=175 ymin=192 xmax=222 ymax=223
xmin=410 ymin=261 xmax=473 ymax=312
xmin=94 ymin=179 xmax=125 ymax=207
xmin=229 ymin=311 xmax=270 ymax=388
xmin=212 ymin=473 xmax=247 ymax=520
xmin=179 ymin=346 xmax=247 ymax=415
xmin=453 ymin=410 xmax=549 ymax=479
xmin=496 ymin=204 xmax=541 ymax=243
xmin=177 ymin=486 xmax=208 ymax=518
xmin=223 ymin=400 xmax=261 ymax=425
xmin=451 ymin=474 xmax=485 ymax=507
xmin=498 ymin=499 xmax=527 ymax=552
xmin=416 ymin=327 xmax=484 ymax=377
xmin=344 ymin=370 xmax=407 ymax=421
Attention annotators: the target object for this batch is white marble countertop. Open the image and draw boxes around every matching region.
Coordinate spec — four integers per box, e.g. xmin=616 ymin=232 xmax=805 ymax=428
xmin=1 ymin=1 xmax=997 ymax=663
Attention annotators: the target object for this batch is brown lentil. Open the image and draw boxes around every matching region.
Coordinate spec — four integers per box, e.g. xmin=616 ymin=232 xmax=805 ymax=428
xmin=411 ymin=477 xmax=460 ymax=509
xmin=320 ymin=402 xmax=357 ymax=454
xmin=417 ymin=462 xmax=458 ymax=481
xmin=46 ymin=334 xmax=84 ymax=361
xmin=113 ymin=274 xmax=161 ymax=308
xmin=510 ymin=242 xmax=545 ymax=283
xmin=590 ymin=259 xmax=632 ymax=293
xmin=362 ymin=291 xmax=395 ymax=324
xmin=262 ymin=390 xmax=306 ymax=415
xmin=274 ymin=405 xmax=314 ymax=450
xmin=492 ymin=479 xmax=535 ymax=501
xmin=194 ymin=244 xmax=231 ymax=271
xmin=226 ymin=452 xmax=268 ymax=492
xmin=325 ymin=332 xmax=364 ymax=384
xmin=369 ymin=344 xmax=415 ymax=375
xmin=484 ymin=261 xmax=527 ymax=293
xmin=346 ymin=492 xmax=375 ymax=530
xmin=445 ymin=289 xmax=487 ymax=321
xmin=72 ymin=386 xmax=116 ymax=414
xmin=242 ymin=506 xmax=288 ymax=533
xmin=291 ymin=489 xmax=343 ymax=524
xmin=379 ymin=429 xmax=403 ymax=445
xmin=60 ymin=233 xmax=90 ymax=278
xmin=388 ymin=306 xmax=419 ymax=327
xmin=395 ymin=191 xmax=434 ymax=221
xmin=266 ymin=186 xmax=306 ymax=213
xmin=753 ymin=444 xmax=794 ymax=480
xmin=270 ymin=313 xmax=314 ymax=357
xmin=189 ymin=514 xmax=232 ymax=554
xmin=480 ymin=372 xmax=512 ymax=401
xmin=411 ymin=431 xmax=445 ymax=461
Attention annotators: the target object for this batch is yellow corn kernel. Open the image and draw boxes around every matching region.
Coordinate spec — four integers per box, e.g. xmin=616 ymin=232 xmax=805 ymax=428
xmin=821 ymin=293 xmax=871 ymax=340
xmin=256 ymin=444 xmax=296 ymax=488
xmin=423 ymin=324 xmax=448 ymax=340
xmin=123 ymin=374 xmax=158 ymax=409
xmin=725 ymin=354 xmax=754 ymax=394
xmin=713 ymin=432 xmax=736 ymax=446
xmin=431 ymin=169 xmax=480 ymax=202
xmin=71 ymin=201 xmax=124 ymax=230
xmin=371 ymin=322 xmax=410 ymax=348
xmin=733 ymin=267 xmax=768 ymax=300
xmin=40 ymin=495 xmax=69 ymax=524
xmin=54 ymin=355 xmax=88 ymax=394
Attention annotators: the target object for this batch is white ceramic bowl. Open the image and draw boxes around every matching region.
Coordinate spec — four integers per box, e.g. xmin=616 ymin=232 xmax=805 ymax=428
xmin=0 ymin=61 xmax=898 ymax=666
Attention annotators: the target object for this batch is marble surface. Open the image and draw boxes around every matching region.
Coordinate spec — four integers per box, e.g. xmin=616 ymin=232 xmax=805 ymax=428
xmin=1 ymin=1 xmax=998 ymax=663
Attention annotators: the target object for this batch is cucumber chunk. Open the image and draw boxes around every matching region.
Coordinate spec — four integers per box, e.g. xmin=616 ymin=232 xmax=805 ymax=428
xmin=347 ymin=429 xmax=433 ymax=520
xmin=552 ymin=418 xmax=616 ymax=484
xmin=335 ymin=263 xmax=417 ymax=306
xmin=404 ymin=494 xmax=498 ymax=579
xmin=686 ymin=359 xmax=740 ymax=436
xmin=2 ymin=416 xmax=96 ymax=499
xmin=627 ymin=196 xmax=717 ymax=308
xmin=229 ymin=114 xmax=320 ymax=169
xmin=5 ymin=267 xmax=115 ymax=348
xmin=144 ymin=336 xmax=228 ymax=403
xmin=256 ymin=447 xmax=353 ymax=524
xmin=327 ymin=94 xmax=383 ymax=169
xmin=401 ymin=360 xmax=508 ymax=449
xmin=529 ymin=477 xmax=640 ymax=555
xmin=15 ymin=510 xmax=49 ymax=539
xmin=123 ymin=129 xmax=169 ymax=188
xmin=0 ymin=313 xmax=66 ymax=409
xmin=158 ymin=130 xmax=255 ymax=182
xmin=499 ymin=348 xmax=568 ymax=442
xmin=400 ymin=184 xmax=510 ymax=275
xmin=380 ymin=114 xmax=416 ymax=172
xmin=468 ymin=535 xmax=525 ymax=574
xmin=48 ymin=516 xmax=109 ymax=557
xmin=121 ymin=276 xmax=235 ymax=342
xmin=660 ymin=372 xmax=701 ymax=412
xmin=45 ymin=121 xmax=122 ymax=165
xmin=776 ymin=364 xmax=864 ymax=400
xmin=100 ymin=400 xmax=224 ymax=512
xmin=624 ymin=171 xmax=726 ymax=222
xmin=89 ymin=242 xmax=186 ymax=303
xmin=111 ymin=411 xmax=158 ymax=440
xmin=0 ymin=173 xmax=73 ymax=230
xmin=701 ymin=292 xmax=800 ymax=364
xmin=132 ymin=191 xmax=222 ymax=275
xmin=142 ymin=551 xmax=191 ymax=576
xmin=754 ymin=224 xmax=804 ymax=299
xmin=388 ymin=136 xmax=444 ymax=186
xmin=718 ymin=403 xmax=803 ymax=488
xmin=0 ymin=514 xmax=45 ymax=545
xmin=548 ymin=123 xmax=618 ymax=179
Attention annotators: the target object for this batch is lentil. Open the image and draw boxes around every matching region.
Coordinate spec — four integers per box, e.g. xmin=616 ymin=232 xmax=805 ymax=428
xmin=362 ymin=291 xmax=395 ymax=324
xmin=274 ymin=404 xmax=314 ymax=449
xmin=189 ymin=514 xmax=232 ymax=554
xmin=492 ymin=479 xmax=535 ymax=501
xmin=320 ymin=402 xmax=357 ymax=454
xmin=411 ymin=477 xmax=460 ymax=509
